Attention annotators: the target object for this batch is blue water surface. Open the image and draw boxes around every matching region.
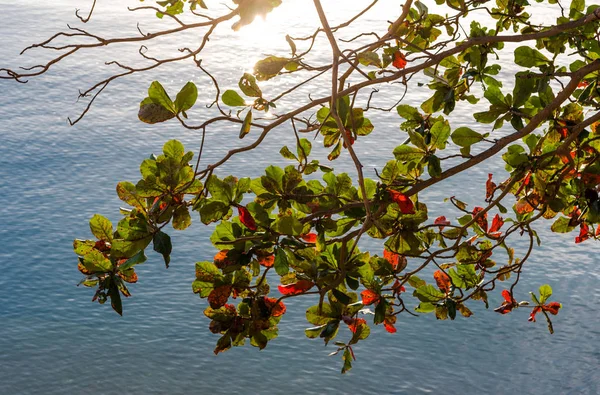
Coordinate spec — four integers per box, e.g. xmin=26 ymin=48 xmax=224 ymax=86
xmin=1 ymin=1 xmax=598 ymax=394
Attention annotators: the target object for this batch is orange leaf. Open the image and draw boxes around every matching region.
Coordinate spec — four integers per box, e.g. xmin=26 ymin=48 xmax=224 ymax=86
xmin=301 ymin=233 xmax=317 ymax=243
xmin=392 ymin=51 xmax=407 ymax=69
xmin=383 ymin=315 xmax=397 ymax=333
xmin=208 ymin=285 xmax=232 ymax=309
xmin=485 ymin=173 xmax=496 ymax=202
xmin=257 ymin=254 xmax=274 ymax=267
xmin=277 ymin=280 xmax=314 ymax=296
xmin=118 ymin=269 xmax=138 ymax=284
xmin=433 ymin=270 xmax=451 ymax=293
xmin=383 ymin=249 xmax=407 ymax=271
xmin=78 ymin=262 xmax=93 ymax=275
xmin=214 ymin=250 xmax=235 ymax=269
xmin=388 ymin=189 xmax=415 ymax=214
xmin=472 ymin=206 xmax=488 ymax=232
xmin=347 ymin=317 xmax=367 ymax=333
xmin=263 ymin=296 xmax=286 ymax=317
xmin=575 ymin=223 xmax=590 ymax=244
xmin=361 ymin=289 xmax=380 ymax=306
xmin=237 ymin=205 xmax=257 ymax=231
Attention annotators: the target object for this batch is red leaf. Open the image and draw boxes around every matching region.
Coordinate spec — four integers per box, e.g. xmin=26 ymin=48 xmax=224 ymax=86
xmin=301 ymin=233 xmax=317 ymax=243
xmin=361 ymin=289 xmax=380 ymax=306
xmin=383 ymin=249 xmax=407 ymax=271
xmin=578 ymin=80 xmax=589 ymax=88
xmin=392 ymin=51 xmax=407 ymax=69
xmin=277 ymin=280 xmax=314 ymax=296
xmin=494 ymin=304 xmax=515 ymax=314
xmin=383 ymin=316 xmax=397 ymax=333
xmin=434 ymin=216 xmax=450 ymax=230
xmin=237 ymin=205 xmax=257 ymax=231
xmin=388 ymin=189 xmax=415 ymax=214
xmin=495 ymin=290 xmax=517 ymax=314
xmin=488 ymin=214 xmax=504 ymax=234
xmin=433 ymin=270 xmax=451 ymax=293
xmin=542 ymin=302 xmax=562 ymax=315
xmin=392 ymin=280 xmax=406 ymax=296
xmin=485 ymin=173 xmax=496 ymax=202
xmin=515 ymin=172 xmax=532 ymax=196
xmin=94 ymin=240 xmax=111 ymax=252
xmin=472 ymin=206 xmax=488 ymax=232
xmin=501 ymin=289 xmax=514 ymax=303
xmin=529 ymin=306 xmax=541 ymax=322
xmin=263 ymin=296 xmax=286 ymax=317
xmin=208 ymin=285 xmax=232 ymax=309
xmin=575 ymin=223 xmax=590 ymax=244
xmin=343 ymin=129 xmax=355 ymax=148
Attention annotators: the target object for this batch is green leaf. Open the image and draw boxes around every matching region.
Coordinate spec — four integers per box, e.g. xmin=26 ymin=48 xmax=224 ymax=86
xmin=116 ymin=181 xmax=143 ymax=208
xmin=397 ymin=104 xmax=422 ymax=121
xmin=297 ymin=138 xmax=312 ymax=161
xmin=163 ymin=139 xmax=185 ymax=159
xmin=539 ymin=284 xmax=552 ymax=304
xmin=279 ymin=146 xmax=297 ymax=161
xmin=415 ymin=302 xmax=435 ymax=313
xmin=172 ymin=205 xmax=192 ymax=230
xmin=109 ymin=283 xmax=123 ymax=316
xmin=358 ymin=51 xmax=382 ymax=67
xmin=89 ymin=214 xmax=113 ymax=242
xmin=118 ymin=250 xmax=147 ymax=271
xmin=430 ymin=120 xmax=451 ymax=149
xmin=451 ymin=127 xmax=484 ymax=147
xmin=514 ymin=46 xmax=550 ymax=68
xmin=199 ymin=201 xmax=231 ymax=225
xmin=427 ymin=155 xmax=442 ymax=178
xmin=513 ymin=73 xmax=536 ymax=108
xmin=254 ymin=56 xmax=289 ymax=81
xmin=306 ymin=303 xmax=337 ymax=325
xmin=239 ymin=73 xmax=262 ymax=97
xmin=240 ymin=110 xmax=252 ymax=139
xmin=274 ymin=247 xmax=289 ymax=276
xmin=83 ymin=249 xmax=114 ymax=272
xmin=153 ymin=231 xmax=172 ymax=267
xmin=550 ymin=216 xmax=576 ymax=233
xmin=393 ymin=145 xmax=426 ymax=162
xmin=73 ymin=239 xmax=95 ymax=256
xmin=222 ymin=90 xmax=246 ymax=107
xmin=272 ymin=215 xmax=304 ymax=236
xmin=148 ymin=81 xmax=175 ymax=112
xmin=174 ymin=82 xmax=198 ymax=112
xmin=374 ymin=299 xmax=386 ymax=324
xmin=484 ymin=85 xmax=506 ymax=107
xmin=414 ymin=284 xmax=444 ymax=303
xmin=305 ymin=324 xmax=326 ymax=339
xmin=138 ymin=100 xmax=176 ymax=124
xmin=341 ymin=348 xmax=353 ymax=374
